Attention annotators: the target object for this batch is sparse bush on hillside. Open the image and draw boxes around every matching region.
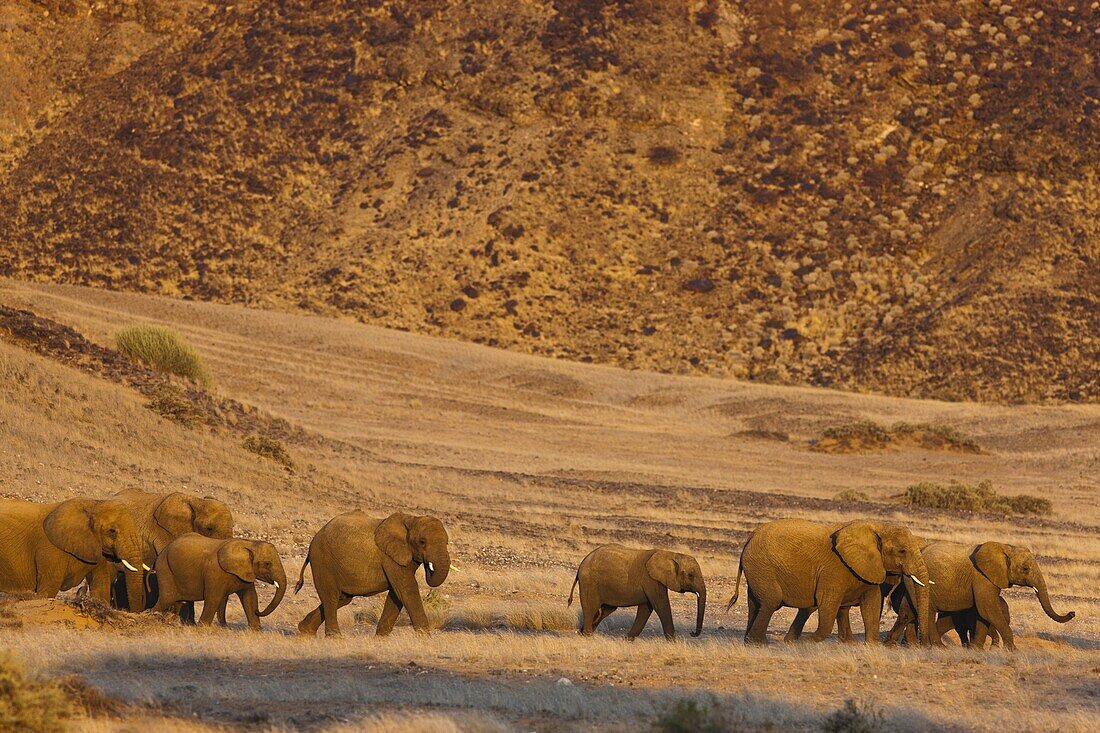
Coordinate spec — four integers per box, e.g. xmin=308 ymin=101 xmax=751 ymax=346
xmin=145 ymin=384 xmax=202 ymax=426
xmin=890 ymin=422 xmax=981 ymax=453
xmin=816 ymin=421 xmax=891 ymax=450
xmin=834 ymin=489 xmax=870 ymax=502
xmin=902 ymin=480 xmax=1052 ymax=516
xmin=242 ymin=435 xmax=295 ymax=470
xmin=115 ymin=325 xmax=211 ymax=386
xmin=812 ymin=420 xmax=981 ymax=454
xmin=822 ymin=699 xmax=884 ymax=733
xmin=653 ymin=697 xmax=727 ymax=733
xmin=0 ymin=652 xmax=80 ymax=733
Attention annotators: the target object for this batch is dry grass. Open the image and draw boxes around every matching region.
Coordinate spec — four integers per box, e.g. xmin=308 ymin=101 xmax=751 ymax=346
xmin=0 ymin=651 xmax=81 ymax=733
xmin=242 ymin=435 xmax=295 ymax=471
xmin=146 ymin=383 xmax=203 ymax=426
xmin=833 ymin=489 xmax=871 ymax=503
xmin=902 ymin=480 xmax=1053 ymax=516
xmin=115 ymin=324 xmax=211 ymax=386
xmin=812 ymin=420 xmax=981 ymax=454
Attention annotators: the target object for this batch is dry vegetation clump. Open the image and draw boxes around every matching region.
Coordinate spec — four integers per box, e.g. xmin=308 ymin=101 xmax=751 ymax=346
xmin=812 ymin=421 xmax=981 ymax=454
xmin=115 ymin=325 xmax=211 ymax=386
xmin=902 ymin=480 xmax=1052 ymax=517
xmin=326 ymin=711 xmax=511 ymax=733
xmin=242 ymin=435 xmax=295 ymax=470
xmin=145 ymin=384 xmax=203 ymax=426
xmin=653 ymin=697 xmax=728 ymax=733
xmin=445 ymin=600 xmax=577 ymax=632
xmin=0 ymin=651 xmax=81 ymax=733
xmin=834 ymin=489 xmax=871 ymax=503
xmin=822 ymin=699 xmax=884 ymax=733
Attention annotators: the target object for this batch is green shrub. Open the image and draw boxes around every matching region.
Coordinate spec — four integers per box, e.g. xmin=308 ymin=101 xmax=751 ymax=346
xmin=242 ymin=435 xmax=295 ymax=470
xmin=822 ymin=699 xmax=883 ymax=733
xmin=902 ymin=480 xmax=1052 ymax=516
xmin=146 ymin=384 xmax=202 ymax=426
xmin=653 ymin=697 xmax=727 ymax=733
xmin=0 ymin=652 xmax=79 ymax=733
xmin=116 ymin=325 xmax=211 ymax=386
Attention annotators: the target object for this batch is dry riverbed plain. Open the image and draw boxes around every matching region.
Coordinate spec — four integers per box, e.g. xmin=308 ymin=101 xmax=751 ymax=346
xmin=0 ymin=280 xmax=1097 ymax=732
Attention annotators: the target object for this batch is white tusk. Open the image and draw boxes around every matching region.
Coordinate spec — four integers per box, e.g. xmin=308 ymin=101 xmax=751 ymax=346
xmin=142 ymin=564 xmax=151 ymax=572
xmin=427 ymin=562 xmax=435 ymax=573
xmin=929 ymin=580 xmax=935 ymax=585
xmin=909 ymin=574 xmax=926 ymax=587
xmin=273 ymin=581 xmax=280 ymax=589
xmin=122 ymin=559 xmax=140 ymax=572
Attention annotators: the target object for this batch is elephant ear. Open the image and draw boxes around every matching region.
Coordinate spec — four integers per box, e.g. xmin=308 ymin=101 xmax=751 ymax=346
xmin=153 ymin=493 xmax=196 ymax=537
xmin=832 ymin=521 xmax=887 ymax=585
xmin=43 ymin=499 xmax=100 ymax=565
xmin=217 ymin=541 xmax=256 ymax=584
xmin=971 ymin=542 xmax=1010 ymax=590
xmin=374 ymin=513 xmax=413 ymax=567
xmin=646 ymin=550 xmax=681 ymax=592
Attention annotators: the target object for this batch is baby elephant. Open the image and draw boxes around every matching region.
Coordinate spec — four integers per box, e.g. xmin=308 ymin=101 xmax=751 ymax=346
xmin=152 ymin=534 xmax=287 ymax=630
xmin=569 ymin=545 xmax=706 ymax=640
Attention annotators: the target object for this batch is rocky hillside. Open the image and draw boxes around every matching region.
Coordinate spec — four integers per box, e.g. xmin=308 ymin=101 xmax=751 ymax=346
xmin=1 ymin=0 xmax=1097 ymax=403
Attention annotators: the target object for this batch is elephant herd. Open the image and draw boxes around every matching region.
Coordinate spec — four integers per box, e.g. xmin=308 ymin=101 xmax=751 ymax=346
xmin=0 ymin=490 xmax=1075 ymax=649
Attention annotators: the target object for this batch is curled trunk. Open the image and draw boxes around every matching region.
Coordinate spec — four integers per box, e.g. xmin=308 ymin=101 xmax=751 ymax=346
xmin=691 ymin=583 xmax=706 ymax=637
xmin=258 ymin=560 xmax=287 ymax=617
xmin=424 ymin=551 xmax=451 ymax=588
xmin=1033 ymin=570 xmax=1074 ymax=623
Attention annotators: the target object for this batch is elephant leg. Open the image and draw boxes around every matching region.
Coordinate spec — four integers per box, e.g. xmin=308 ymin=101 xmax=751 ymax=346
xmin=838 ymin=607 xmax=856 ymax=643
xmin=299 ymin=604 xmax=324 ymax=635
xmin=321 ymin=590 xmax=351 ymax=637
xmin=390 ymin=574 xmax=430 ymax=633
xmin=974 ymin=593 xmax=1014 ymax=651
xmin=785 ymin=608 xmax=813 ymax=642
xmin=199 ymin=591 xmax=228 ymax=627
xmin=859 ymin=590 xmax=882 ymax=644
xmin=649 ymin=588 xmax=676 ymax=640
xmin=744 ymin=592 xmax=761 ymax=641
xmin=808 ymin=595 xmax=841 ymax=642
xmin=238 ymin=586 xmax=261 ymax=631
xmin=376 ymin=591 xmax=403 ymax=636
xmin=745 ymin=590 xmax=778 ymax=645
xmin=626 ymin=603 xmax=653 ymax=640
xmin=590 ymin=604 xmax=616 ymax=632
xmin=179 ymin=602 xmax=197 ymax=625
xmin=86 ymin=564 xmax=114 ymax=605
xmin=217 ymin=598 xmax=229 ymax=627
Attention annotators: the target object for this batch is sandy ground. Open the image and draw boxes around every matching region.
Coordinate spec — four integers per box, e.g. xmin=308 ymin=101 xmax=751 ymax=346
xmin=0 ymin=279 xmax=1097 ymax=732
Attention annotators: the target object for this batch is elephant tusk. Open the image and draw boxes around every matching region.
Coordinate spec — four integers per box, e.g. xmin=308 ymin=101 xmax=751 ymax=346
xmin=122 ymin=559 xmax=141 ymax=572
xmin=909 ymin=574 xmax=926 ymax=587
xmin=142 ymin=563 xmax=151 ymax=572
xmin=427 ymin=562 xmax=435 ymax=574
xmin=273 ymin=581 xmax=280 ymax=589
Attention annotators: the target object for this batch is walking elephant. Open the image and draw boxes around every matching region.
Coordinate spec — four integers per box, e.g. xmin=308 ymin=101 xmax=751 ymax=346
xmin=296 ymin=511 xmax=451 ymax=636
xmin=884 ymin=541 xmax=1073 ymax=650
xmin=785 ymin=576 xmax=901 ymax=643
xmin=151 ymin=534 xmax=286 ymax=630
xmin=568 ymin=545 xmax=706 ymax=640
xmin=87 ymin=489 xmax=234 ymax=613
xmin=728 ymin=519 xmax=931 ymax=645
xmin=0 ymin=497 xmax=146 ymax=597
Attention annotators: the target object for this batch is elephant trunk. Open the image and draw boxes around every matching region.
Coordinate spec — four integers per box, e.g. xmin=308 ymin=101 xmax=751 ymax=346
xmin=1032 ymin=569 xmax=1075 ymax=624
xmin=424 ymin=551 xmax=450 ymax=588
xmin=904 ymin=553 xmax=932 ymax=646
xmin=258 ymin=560 xmax=287 ymax=617
xmin=691 ymin=582 xmax=706 ymax=638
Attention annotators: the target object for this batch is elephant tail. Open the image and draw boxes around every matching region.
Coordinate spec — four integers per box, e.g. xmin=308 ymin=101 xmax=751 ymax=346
xmin=725 ymin=558 xmax=744 ymax=613
xmin=567 ymin=573 xmax=579 ymax=606
xmin=294 ymin=552 xmax=311 ymax=594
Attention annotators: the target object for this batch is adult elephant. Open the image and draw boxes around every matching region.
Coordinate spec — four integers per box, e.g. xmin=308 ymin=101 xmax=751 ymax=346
xmin=295 ymin=511 xmax=450 ymax=636
xmin=0 ymin=497 xmax=145 ymax=597
xmin=886 ymin=541 xmax=1074 ymax=650
xmin=728 ymin=519 xmax=931 ymax=645
xmin=85 ymin=490 xmax=234 ymax=613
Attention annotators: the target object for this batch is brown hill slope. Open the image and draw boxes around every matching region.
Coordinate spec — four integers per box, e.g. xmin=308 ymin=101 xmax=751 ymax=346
xmin=1 ymin=1 xmax=1097 ymax=403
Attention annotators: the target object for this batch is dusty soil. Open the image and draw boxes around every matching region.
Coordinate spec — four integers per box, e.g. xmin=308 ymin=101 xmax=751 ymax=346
xmin=0 ymin=280 xmax=1097 ymax=732
xmin=0 ymin=1 xmax=1097 ymax=403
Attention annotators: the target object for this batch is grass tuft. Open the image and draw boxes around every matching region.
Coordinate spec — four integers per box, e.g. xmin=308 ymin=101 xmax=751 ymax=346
xmin=889 ymin=422 xmax=981 ymax=452
xmin=146 ymin=384 xmax=202 ymax=426
xmin=834 ymin=489 xmax=870 ymax=502
xmin=242 ymin=435 xmax=295 ymax=470
xmin=812 ymin=420 xmax=981 ymax=454
xmin=653 ymin=697 xmax=727 ymax=733
xmin=902 ymin=480 xmax=1052 ymax=516
xmin=116 ymin=325 xmax=211 ymax=386
xmin=822 ymin=699 xmax=884 ymax=733
xmin=0 ymin=651 xmax=81 ymax=733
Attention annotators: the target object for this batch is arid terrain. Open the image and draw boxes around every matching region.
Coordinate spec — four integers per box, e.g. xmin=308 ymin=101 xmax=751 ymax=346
xmin=1 ymin=0 xmax=1098 ymax=402
xmin=0 ymin=279 xmax=1097 ymax=732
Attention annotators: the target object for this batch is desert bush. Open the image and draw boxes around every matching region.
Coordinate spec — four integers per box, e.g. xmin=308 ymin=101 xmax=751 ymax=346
xmin=653 ymin=697 xmax=727 ymax=733
xmin=890 ymin=422 xmax=980 ymax=453
xmin=822 ymin=699 xmax=883 ymax=733
xmin=0 ymin=651 xmax=80 ymax=733
xmin=834 ymin=489 xmax=870 ymax=502
xmin=814 ymin=420 xmax=891 ymax=450
xmin=813 ymin=420 xmax=981 ymax=454
xmin=902 ymin=480 xmax=1052 ymax=516
xmin=242 ymin=435 xmax=295 ymax=470
xmin=146 ymin=384 xmax=202 ymax=426
xmin=116 ymin=325 xmax=211 ymax=386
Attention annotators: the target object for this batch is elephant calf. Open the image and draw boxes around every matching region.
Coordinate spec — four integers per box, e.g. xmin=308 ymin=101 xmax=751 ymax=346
xmin=296 ymin=511 xmax=451 ymax=637
xmin=569 ymin=545 xmax=706 ymax=640
xmin=151 ymin=534 xmax=286 ymax=630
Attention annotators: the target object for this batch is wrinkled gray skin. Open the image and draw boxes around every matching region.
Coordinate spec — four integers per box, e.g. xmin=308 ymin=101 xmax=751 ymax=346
xmin=151 ymin=534 xmax=286 ymax=630
xmin=0 ymin=497 xmax=145 ymax=597
xmin=729 ymin=519 xmax=931 ymax=645
xmin=569 ymin=544 xmax=706 ymax=640
xmin=296 ymin=511 xmax=451 ymax=636
xmin=86 ymin=490 xmax=234 ymax=612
